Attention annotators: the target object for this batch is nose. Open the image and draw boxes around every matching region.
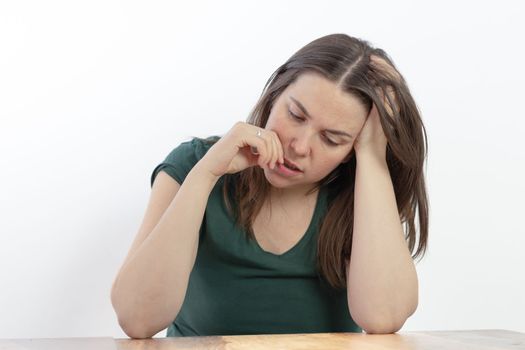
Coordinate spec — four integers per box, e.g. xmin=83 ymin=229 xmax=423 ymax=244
xmin=290 ymin=133 xmax=311 ymax=157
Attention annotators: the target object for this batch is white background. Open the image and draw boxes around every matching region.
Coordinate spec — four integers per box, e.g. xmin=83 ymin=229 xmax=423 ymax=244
xmin=1 ymin=0 xmax=524 ymax=339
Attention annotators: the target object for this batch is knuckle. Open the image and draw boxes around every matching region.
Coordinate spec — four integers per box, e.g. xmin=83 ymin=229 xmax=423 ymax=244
xmin=231 ymin=122 xmax=244 ymax=135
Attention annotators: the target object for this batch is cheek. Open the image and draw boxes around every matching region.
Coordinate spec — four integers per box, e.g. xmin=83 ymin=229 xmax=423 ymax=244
xmin=320 ymin=150 xmax=351 ymax=170
xmin=265 ymin=108 xmax=278 ymax=126
xmin=314 ymin=156 xmax=341 ymax=173
xmin=265 ymin=114 xmax=289 ymax=136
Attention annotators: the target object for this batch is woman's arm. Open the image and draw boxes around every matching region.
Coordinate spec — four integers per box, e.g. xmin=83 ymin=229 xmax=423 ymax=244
xmin=111 ymin=166 xmax=219 ymax=339
xmin=111 ymin=122 xmax=281 ymax=339
xmin=347 ymin=150 xmax=418 ymax=334
xmin=346 ymin=55 xmax=419 ymax=334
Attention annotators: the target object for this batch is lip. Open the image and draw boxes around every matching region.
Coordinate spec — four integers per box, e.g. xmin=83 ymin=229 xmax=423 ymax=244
xmin=275 ymin=162 xmax=302 ymax=177
xmin=283 ymin=158 xmax=303 ymax=172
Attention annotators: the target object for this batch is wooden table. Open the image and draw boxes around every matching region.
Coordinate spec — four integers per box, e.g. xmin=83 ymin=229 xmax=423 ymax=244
xmin=1 ymin=330 xmax=524 ymax=349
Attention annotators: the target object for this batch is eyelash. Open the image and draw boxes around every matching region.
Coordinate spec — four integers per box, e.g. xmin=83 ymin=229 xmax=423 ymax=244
xmin=287 ymin=110 xmax=339 ymax=146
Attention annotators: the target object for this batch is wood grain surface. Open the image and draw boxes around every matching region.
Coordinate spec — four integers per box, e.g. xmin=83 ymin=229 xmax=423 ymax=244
xmin=1 ymin=330 xmax=524 ymax=350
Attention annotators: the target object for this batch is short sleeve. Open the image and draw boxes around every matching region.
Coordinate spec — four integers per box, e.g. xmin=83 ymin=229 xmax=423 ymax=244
xmin=150 ymin=136 xmax=220 ymax=187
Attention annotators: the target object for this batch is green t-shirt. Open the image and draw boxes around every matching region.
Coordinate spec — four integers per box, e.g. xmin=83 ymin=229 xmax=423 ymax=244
xmin=150 ymin=136 xmax=361 ymax=336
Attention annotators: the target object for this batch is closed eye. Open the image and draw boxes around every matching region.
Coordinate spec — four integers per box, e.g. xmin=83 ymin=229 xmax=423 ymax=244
xmin=288 ymin=109 xmax=304 ymax=122
xmin=287 ymin=109 xmax=339 ymax=146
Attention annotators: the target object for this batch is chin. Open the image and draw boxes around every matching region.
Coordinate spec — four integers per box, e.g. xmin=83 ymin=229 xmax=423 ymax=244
xmin=263 ymin=168 xmax=309 ymax=189
xmin=262 ymin=168 xmax=286 ymax=187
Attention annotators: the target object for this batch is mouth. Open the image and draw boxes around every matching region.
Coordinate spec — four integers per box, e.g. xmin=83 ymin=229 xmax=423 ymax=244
xmin=283 ymin=158 xmax=303 ymax=172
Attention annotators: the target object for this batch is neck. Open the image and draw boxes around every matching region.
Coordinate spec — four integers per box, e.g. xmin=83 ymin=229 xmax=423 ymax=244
xmin=269 ymin=184 xmax=319 ymax=203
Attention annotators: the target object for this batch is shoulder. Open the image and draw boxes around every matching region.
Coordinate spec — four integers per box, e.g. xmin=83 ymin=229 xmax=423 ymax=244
xmin=188 ymin=135 xmax=221 ymax=158
xmin=150 ymin=135 xmax=221 ymax=186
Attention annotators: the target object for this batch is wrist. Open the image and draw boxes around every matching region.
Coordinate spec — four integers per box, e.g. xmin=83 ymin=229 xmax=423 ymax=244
xmin=188 ymin=163 xmax=221 ymax=188
xmin=355 ymin=150 xmax=390 ymax=179
xmin=355 ymin=147 xmax=386 ymax=164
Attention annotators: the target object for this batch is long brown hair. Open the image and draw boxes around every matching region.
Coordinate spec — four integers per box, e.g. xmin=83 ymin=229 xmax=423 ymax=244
xmin=199 ymin=33 xmax=428 ymax=290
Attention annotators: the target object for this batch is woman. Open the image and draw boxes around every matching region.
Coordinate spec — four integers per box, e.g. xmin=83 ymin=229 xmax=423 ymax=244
xmin=111 ymin=33 xmax=429 ymax=338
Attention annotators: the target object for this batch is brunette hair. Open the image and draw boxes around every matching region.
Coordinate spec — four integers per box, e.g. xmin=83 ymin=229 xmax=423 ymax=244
xmin=199 ymin=33 xmax=428 ymax=289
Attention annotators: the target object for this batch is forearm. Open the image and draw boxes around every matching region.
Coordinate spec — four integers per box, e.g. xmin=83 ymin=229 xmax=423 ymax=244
xmin=347 ymin=151 xmax=418 ymax=333
xmin=111 ymin=165 xmax=219 ymax=338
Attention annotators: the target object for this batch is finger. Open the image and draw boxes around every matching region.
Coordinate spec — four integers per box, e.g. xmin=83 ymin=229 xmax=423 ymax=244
xmin=383 ymin=86 xmax=397 ymax=116
xmin=247 ymin=135 xmax=263 ymax=163
xmin=269 ymin=134 xmax=278 ymax=169
xmin=256 ymin=131 xmax=271 ymax=169
xmin=274 ymin=132 xmax=284 ymax=165
xmin=375 ymin=87 xmax=397 ymax=119
xmin=370 ymin=55 xmax=401 ymax=81
xmin=265 ymin=135 xmax=273 ymax=168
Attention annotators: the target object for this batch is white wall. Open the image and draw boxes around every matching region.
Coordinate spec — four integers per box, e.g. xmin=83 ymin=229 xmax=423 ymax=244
xmin=1 ymin=0 xmax=524 ymax=339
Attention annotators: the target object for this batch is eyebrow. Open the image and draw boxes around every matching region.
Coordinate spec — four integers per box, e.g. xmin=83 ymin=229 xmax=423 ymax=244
xmin=289 ymin=96 xmax=354 ymax=139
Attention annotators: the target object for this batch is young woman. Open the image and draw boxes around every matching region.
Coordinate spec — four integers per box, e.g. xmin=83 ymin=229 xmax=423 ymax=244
xmin=111 ymin=33 xmax=429 ymax=338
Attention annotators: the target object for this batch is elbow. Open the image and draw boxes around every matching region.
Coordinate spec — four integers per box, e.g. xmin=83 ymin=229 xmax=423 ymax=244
xmin=349 ymin=288 xmax=419 ymax=334
xmin=110 ymin=277 xmax=183 ymax=339
xmin=110 ymin=285 xmax=159 ymax=339
xmin=352 ymin=300 xmax=418 ymax=335
xmin=111 ymin=296 xmax=177 ymax=339
xmin=112 ymin=298 xmax=160 ymax=339
xmin=117 ymin=317 xmax=157 ymax=339
xmin=358 ymin=317 xmax=405 ymax=334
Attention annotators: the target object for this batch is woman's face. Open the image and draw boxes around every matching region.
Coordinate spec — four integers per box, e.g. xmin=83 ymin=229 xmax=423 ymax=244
xmin=263 ymin=71 xmax=368 ymax=194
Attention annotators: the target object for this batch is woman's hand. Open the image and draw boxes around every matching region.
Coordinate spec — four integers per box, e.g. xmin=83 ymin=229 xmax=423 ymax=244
xmin=353 ymin=101 xmax=389 ymax=159
xmin=197 ymin=121 xmax=285 ymax=179
xmin=353 ymin=56 xmax=400 ymax=160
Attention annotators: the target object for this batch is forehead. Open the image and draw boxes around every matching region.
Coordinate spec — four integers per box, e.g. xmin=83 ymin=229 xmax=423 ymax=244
xmin=283 ymin=72 xmax=368 ymax=128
